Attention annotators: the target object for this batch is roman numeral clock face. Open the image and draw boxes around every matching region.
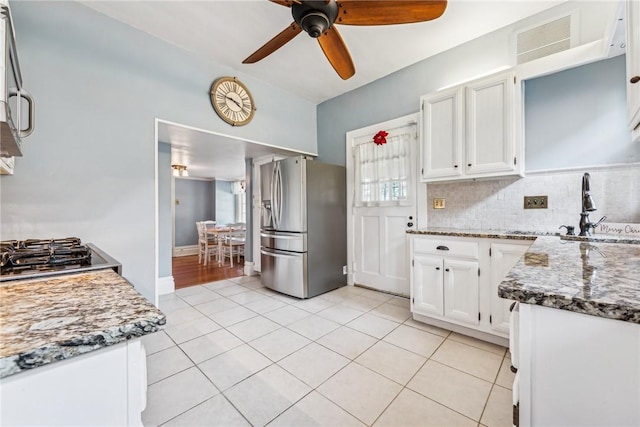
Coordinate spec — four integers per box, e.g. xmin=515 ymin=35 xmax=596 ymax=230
xmin=210 ymin=77 xmax=256 ymax=126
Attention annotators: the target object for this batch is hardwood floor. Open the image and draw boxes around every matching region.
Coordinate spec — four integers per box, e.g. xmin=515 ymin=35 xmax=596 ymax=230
xmin=172 ymin=255 xmax=245 ymax=289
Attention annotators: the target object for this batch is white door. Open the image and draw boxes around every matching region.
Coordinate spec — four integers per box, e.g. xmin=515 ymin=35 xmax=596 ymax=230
xmin=443 ymin=258 xmax=479 ymax=326
xmin=347 ymin=115 xmax=418 ymax=296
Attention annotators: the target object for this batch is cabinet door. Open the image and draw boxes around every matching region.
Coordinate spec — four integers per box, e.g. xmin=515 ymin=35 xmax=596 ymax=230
xmin=420 ymin=87 xmax=464 ymax=180
xmin=465 ymin=72 xmax=516 ymax=175
xmin=412 ymin=254 xmax=444 ymax=317
xmin=443 ymin=259 xmax=479 ymax=325
xmin=627 ymin=0 xmax=640 ymax=141
xmin=490 ymin=242 xmax=530 ymax=334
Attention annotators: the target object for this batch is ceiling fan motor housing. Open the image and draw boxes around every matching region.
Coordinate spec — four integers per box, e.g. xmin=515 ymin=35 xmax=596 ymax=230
xmin=292 ymin=1 xmax=339 ymax=38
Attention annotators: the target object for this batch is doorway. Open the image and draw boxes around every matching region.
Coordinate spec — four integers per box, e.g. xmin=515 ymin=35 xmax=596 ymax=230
xmin=154 ymin=119 xmax=308 ymax=297
xmin=346 ymin=114 xmax=420 ymax=296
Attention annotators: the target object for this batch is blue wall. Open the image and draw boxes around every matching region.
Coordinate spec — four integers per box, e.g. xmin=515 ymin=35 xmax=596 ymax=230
xmin=174 ymin=179 xmax=215 ymax=247
xmin=525 ymin=55 xmax=638 ymax=170
xmin=0 ymin=2 xmax=317 ymax=302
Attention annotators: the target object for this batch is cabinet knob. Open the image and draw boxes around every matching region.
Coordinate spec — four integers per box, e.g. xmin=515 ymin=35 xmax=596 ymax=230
xmin=631 ymin=76 xmax=640 ymax=84
xmin=445 ymin=268 xmax=450 ymax=272
xmin=454 ymin=165 xmax=458 ymax=168
xmin=468 ymin=163 xmax=472 ymax=167
xmin=436 ymin=267 xmax=440 ymax=270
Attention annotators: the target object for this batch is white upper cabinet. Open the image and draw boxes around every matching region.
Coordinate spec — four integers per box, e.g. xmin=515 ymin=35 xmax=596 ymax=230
xmin=420 ymin=70 xmax=524 ymax=182
xmin=420 ymin=87 xmax=464 ymax=179
xmin=626 ymin=0 xmax=640 ymax=142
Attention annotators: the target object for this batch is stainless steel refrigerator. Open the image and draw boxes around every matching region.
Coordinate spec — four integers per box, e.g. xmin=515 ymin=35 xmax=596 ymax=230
xmin=260 ymin=156 xmax=346 ymax=298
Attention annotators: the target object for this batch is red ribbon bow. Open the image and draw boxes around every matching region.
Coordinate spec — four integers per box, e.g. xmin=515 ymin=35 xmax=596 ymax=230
xmin=373 ymin=130 xmax=388 ymax=145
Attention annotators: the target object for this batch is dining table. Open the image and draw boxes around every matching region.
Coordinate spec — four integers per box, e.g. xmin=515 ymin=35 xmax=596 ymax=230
xmin=205 ymin=224 xmax=245 ymax=266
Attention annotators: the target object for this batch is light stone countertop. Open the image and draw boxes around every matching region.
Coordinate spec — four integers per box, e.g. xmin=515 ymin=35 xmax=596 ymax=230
xmin=409 ymin=228 xmax=640 ymax=323
xmin=0 ymin=269 xmax=166 ymax=378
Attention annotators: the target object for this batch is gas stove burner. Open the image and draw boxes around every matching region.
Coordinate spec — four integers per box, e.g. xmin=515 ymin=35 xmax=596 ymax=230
xmin=0 ymin=237 xmax=92 ymax=275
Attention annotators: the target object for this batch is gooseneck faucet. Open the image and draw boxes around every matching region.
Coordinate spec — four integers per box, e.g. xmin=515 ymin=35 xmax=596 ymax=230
xmin=579 ymin=173 xmax=606 ymax=236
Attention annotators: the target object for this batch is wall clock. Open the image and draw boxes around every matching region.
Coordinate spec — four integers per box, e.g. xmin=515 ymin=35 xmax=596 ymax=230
xmin=209 ymin=76 xmax=256 ymax=126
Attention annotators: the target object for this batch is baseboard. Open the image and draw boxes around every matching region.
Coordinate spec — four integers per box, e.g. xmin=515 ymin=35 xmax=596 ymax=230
xmin=244 ymin=261 xmax=255 ymax=276
xmin=412 ymin=313 xmax=508 ymax=347
xmin=173 ymin=245 xmax=198 ymax=257
xmin=157 ymin=275 xmax=175 ymax=295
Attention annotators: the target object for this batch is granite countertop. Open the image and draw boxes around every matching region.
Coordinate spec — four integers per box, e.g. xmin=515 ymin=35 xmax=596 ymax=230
xmin=498 ymin=236 xmax=640 ymax=323
xmin=408 ymin=227 xmax=640 ymax=244
xmin=0 ymin=269 xmax=166 ymax=379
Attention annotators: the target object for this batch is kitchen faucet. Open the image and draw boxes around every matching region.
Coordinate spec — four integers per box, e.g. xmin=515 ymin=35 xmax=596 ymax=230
xmin=579 ymin=173 xmax=606 ymax=236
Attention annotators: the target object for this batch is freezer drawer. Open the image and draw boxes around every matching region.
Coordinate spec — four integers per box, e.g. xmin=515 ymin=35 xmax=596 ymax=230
xmin=260 ymin=231 xmax=307 ymax=252
xmin=260 ymin=247 xmax=307 ymax=299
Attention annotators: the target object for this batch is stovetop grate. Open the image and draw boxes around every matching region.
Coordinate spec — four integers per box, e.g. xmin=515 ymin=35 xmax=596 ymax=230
xmin=1 ymin=238 xmax=92 ymax=274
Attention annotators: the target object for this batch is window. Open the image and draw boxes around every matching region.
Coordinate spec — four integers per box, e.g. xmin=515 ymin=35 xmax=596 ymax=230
xmin=354 ymin=131 xmax=412 ymax=206
xmin=235 ymin=191 xmax=246 ymax=223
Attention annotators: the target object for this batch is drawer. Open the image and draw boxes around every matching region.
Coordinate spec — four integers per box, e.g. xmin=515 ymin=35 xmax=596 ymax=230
xmin=413 ymin=237 xmax=479 ymax=259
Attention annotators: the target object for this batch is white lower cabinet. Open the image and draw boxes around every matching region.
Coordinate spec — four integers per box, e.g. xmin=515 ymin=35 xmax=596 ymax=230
xmin=443 ymin=259 xmax=479 ymax=325
xmin=410 ymin=234 xmax=532 ymax=342
xmin=489 ymin=242 xmax=531 ymax=334
xmin=0 ymin=339 xmax=147 ymax=426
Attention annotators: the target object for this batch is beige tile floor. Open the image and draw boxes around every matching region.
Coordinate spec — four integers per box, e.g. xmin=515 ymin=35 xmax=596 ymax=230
xmin=142 ymin=276 xmax=515 ymax=427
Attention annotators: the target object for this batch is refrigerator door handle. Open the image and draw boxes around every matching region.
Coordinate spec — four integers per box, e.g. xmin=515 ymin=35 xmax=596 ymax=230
xmin=276 ymin=162 xmax=283 ymax=227
xmin=260 ymin=232 xmax=302 ymax=239
xmin=271 ymin=162 xmax=279 ymax=229
xmin=261 ymin=248 xmax=303 ymax=259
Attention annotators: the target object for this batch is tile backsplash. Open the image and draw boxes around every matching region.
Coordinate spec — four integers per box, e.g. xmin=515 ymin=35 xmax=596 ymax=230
xmin=426 ymin=164 xmax=640 ymax=232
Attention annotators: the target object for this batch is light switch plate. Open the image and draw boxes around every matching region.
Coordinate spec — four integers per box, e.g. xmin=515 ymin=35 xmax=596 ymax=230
xmin=433 ymin=198 xmax=445 ymax=209
xmin=524 ymin=196 xmax=548 ymax=209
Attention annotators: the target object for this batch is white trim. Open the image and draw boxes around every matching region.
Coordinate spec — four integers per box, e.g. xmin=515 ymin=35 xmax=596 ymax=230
xmin=173 ymin=245 xmax=198 ymax=257
xmin=243 ymin=261 xmax=256 ymax=277
xmin=157 ymin=276 xmax=175 ymax=296
xmin=526 ymin=161 xmax=640 ymax=176
xmin=516 ymin=39 xmax=607 ymax=81
xmin=345 ymin=113 xmax=420 ymax=287
xmin=156 ymin=118 xmax=317 ymax=157
xmin=154 ymin=119 xmax=160 ymax=307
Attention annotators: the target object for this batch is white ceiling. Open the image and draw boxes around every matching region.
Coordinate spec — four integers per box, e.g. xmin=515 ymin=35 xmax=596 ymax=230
xmin=82 ymin=0 xmax=620 ymax=179
xmin=81 ymin=0 xmax=570 ymax=104
xmin=158 ymin=121 xmax=303 ymax=181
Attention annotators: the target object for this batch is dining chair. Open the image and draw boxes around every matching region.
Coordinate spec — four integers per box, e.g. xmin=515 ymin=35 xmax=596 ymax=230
xmin=196 ymin=221 xmax=218 ymax=265
xmin=219 ymin=230 xmax=245 ymax=267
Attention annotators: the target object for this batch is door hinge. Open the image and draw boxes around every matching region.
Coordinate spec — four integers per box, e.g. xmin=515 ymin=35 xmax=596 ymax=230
xmin=421 ymin=102 xmax=424 ymax=111
xmin=412 ymin=259 xmax=414 ymax=267
xmin=514 ymin=157 xmax=517 ymax=166
xmin=490 ymin=315 xmax=492 ymax=324
xmin=478 ymin=268 xmax=480 ymax=276
xmin=514 ymin=76 xmax=516 ymax=84
xmin=421 ymin=168 xmax=424 ymax=175
xmin=478 ymin=312 xmax=481 ymax=321
xmin=412 ymin=297 xmax=415 ymax=304
xmin=489 ymin=248 xmax=492 ymax=256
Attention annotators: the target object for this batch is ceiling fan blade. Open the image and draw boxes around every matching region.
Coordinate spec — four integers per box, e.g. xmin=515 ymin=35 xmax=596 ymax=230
xmin=335 ymin=1 xmax=447 ymax=25
xmin=269 ymin=0 xmax=299 ymax=7
xmin=317 ymin=26 xmax=355 ymax=80
xmin=243 ymin=23 xmax=302 ymax=64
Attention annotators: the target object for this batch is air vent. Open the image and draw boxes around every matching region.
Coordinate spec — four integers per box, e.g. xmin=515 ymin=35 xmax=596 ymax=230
xmin=516 ymin=15 xmax=573 ymax=64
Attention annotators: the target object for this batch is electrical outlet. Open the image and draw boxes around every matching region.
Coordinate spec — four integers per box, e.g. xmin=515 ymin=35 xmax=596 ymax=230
xmin=342 ymin=265 xmax=347 ymax=275
xmin=433 ymin=198 xmax=445 ymax=209
xmin=524 ymin=196 xmax=548 ymax=209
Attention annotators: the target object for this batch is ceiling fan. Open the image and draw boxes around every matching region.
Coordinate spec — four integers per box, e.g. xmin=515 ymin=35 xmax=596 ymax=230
xmin=243 ymin=0 xmax=448 ymax=80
